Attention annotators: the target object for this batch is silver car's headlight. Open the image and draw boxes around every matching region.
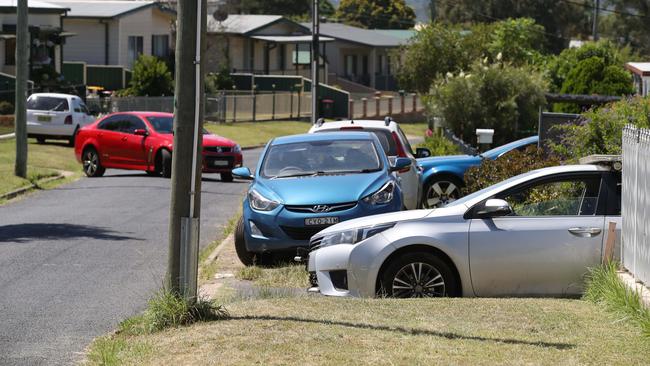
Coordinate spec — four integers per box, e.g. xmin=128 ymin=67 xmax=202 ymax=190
xmin=248 ymin=189 xmax=280 ymax=211
xmin=319 ymin=223 xmax=395 ymax=247
xmin=362 ymin=181 xmax=395 ymax=205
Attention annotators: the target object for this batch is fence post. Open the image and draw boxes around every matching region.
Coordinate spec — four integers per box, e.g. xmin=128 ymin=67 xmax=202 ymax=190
xmin=297 ymin=87 xmax=301 ymax=120
xmin=252 ymin=86 xmax=257 ymax=122
xmin=272 ymin=84 xmax=276 ymax=121
xmin=362 ymin=98 xmax=367 ymax=118
xmin=290 ymin=88 xmax=294 ymax=119
xmin=349 ymin=99 xmax=354 ymax=119
xmin=375 ymin=97 xmax=380 ymax=117
xmin=412 ymin=93 xmax=417 ymax=112
xmin=400 ymin=93 xmax=405 ymax=115
xmin=387 ymin=96 xmax=393 ymax=116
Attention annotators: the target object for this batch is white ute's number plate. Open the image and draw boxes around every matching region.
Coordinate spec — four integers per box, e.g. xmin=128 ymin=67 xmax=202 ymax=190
xmin=305 ymin=217 xmax=339 ymax=226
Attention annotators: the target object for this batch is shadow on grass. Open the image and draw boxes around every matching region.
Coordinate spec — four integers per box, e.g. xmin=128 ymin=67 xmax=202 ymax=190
xmin=224 ymin=315 xmax=576 ymax=350
xmin=0 ymin=223 xmax=143 ymax=243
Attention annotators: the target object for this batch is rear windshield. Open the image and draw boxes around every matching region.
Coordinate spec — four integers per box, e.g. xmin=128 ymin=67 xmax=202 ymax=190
xmin=317 ymin=128 xmax=396 ymax=156
xmin=27 ymin=96 xmax=69 ymax=112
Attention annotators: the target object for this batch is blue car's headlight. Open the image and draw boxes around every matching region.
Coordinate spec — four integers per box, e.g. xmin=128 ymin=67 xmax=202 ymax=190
xmin=248 ymin=189 xmax=280 ymax=211
xmin=362 ymin=181 xmax=395 ymax=205
xmin=320 ymin=223 xmax=395 ymax=247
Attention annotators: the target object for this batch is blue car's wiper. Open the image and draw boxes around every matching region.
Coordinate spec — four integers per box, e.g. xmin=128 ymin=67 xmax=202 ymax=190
xmin=271 ymin=171 xmax=325 ymax=179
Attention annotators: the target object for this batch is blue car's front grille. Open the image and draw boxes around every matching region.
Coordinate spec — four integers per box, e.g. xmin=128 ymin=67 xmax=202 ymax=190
xmin=281 ymin=226 xmax=329 ymax=241
xmin=285 ymin=202 xmax=357 ymax=213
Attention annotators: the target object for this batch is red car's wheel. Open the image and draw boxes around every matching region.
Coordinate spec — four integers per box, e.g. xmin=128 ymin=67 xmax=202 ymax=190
xmin=82 ymin=147 xmax=105 ymax=177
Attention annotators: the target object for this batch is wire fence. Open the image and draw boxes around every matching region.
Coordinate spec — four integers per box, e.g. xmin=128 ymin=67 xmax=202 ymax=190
xmin=622 ymin=125 xmax=650 ymax=285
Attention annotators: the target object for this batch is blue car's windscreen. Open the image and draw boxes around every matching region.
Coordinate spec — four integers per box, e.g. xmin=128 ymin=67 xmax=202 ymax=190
xmin=262 ymin=140 xmax=381 ymax=178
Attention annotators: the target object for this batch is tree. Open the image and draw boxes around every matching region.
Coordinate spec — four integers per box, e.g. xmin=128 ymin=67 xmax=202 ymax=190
xmin=601 ymin=0 xmax=650 ymax=55
xmin=424 ymin=61 xmax=547 ymax=146
xmin=221 ymin=0 xmax=335 ymax=18
xmin=335 ymin=0 xmax=416 ymax=29
xmin=396 ymin=19 xmax=548 ymax=93
xmin=432 ymin=0 xmax=592 ymax=52
xmin=545 ymin=41 xmax=635 ymax=92
xmin=120 ymin=55 xmax=174 ymax=96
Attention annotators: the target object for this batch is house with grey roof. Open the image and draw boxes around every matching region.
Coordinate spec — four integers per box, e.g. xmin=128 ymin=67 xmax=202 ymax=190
xmin=0 ymin=0 xmax=70 ymax=77
xmin=309 ymin=22 xmax=416 ymax=90
xmin=48 ymin=0 xmax=175 ymax=68
xmin=208 ymin=14 xmax=414 ymax=91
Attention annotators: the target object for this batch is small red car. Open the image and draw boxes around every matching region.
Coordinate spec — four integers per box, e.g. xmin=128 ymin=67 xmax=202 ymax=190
xmin=74 ymin=112 xmax=243 ymax=181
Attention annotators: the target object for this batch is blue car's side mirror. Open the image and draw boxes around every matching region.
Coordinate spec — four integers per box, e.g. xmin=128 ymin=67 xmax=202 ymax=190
xmin=390 ymin=157 xmax=411 ymax=172
xmin=232 ymin=167 xmax=254 ymax=180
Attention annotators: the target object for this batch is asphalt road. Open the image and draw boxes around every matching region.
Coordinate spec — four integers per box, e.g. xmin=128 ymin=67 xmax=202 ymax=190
xmin=0 ymin=147 xmax=262 ymax=365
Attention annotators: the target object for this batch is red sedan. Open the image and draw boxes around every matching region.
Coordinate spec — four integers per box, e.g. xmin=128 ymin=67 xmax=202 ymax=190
xmin=74 ymin=112 xmax=243 ymax=181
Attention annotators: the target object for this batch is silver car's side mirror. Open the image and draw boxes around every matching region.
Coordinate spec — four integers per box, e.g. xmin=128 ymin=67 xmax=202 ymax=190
xmin=476 ymin=199 xmax=512 ymax=218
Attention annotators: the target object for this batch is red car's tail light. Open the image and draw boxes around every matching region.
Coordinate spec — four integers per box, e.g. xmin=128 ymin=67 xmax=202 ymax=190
xmin=391 ymin=131 xmax=410 ymax=172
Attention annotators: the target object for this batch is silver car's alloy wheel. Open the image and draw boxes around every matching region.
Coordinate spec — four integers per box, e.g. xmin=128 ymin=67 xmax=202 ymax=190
xmin=83 ymin=150 xmax=99 ymax=176
xmin=424 ymin=180 xmax=459 ymax=208
xmin=392 ymin=262 xmax=445 ymax=298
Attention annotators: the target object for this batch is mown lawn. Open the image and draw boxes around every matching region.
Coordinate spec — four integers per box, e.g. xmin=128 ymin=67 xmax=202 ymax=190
xmin=0 ymin=125 xmax=13 ymax=135
xmin=0 ymin=139 xmax=81 ymax=197
xmin=204 ymin=121 xmax=429 ymax=148
xmin=87 ymin=296 xmax=649 ymax=365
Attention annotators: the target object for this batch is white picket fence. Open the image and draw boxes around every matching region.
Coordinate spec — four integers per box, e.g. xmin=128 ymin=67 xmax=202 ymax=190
xmin=622 ymin=125 xmax=650 ymax=285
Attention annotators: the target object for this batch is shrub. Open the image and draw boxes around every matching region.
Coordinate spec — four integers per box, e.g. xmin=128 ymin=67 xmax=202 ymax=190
xmin=550 ymin=96 xmax=650 ymax=160
xmin=418 ymin=133 xmax=461 ymax=156
xmin=425 ymin=61 xmax=546 ymax=146
xmin=205 ymin=66 xmax=234 ymax=93
xmin=463 ymin=146 xmax=560 ymax=195
xmin=555 ymin=56 xmax=634 ymax=113
xmin=120 ymin=55 xmax=173 ymax=97
xmin=0 ymin=101 xmax=14 ymax=115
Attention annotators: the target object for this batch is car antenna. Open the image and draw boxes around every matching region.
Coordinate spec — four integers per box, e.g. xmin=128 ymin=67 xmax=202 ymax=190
xmin=384 ymin=116 xmax=392 ymax=126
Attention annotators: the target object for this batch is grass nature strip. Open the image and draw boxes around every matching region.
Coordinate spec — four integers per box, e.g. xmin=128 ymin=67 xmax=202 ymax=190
xmin=584 ymin=262 xmax=650 ymax=337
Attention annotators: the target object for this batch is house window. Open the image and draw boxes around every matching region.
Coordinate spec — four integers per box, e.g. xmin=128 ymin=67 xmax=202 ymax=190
xmin=5 ymin=38 xmax=15 ymax=65
xmin=152 ymin=35 xmax=169 ymax=58
xmin=377 ymin=55 xmax=385 ymax=75
xmin=128 ymin=36 xmax=143 ymax=66
xmin=345 ymin=55 xmax=358 ymax=76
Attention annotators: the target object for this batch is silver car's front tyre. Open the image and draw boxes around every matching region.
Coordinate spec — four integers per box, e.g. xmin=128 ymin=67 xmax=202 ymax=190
xmin=380 ymin=252 xmax=459 ymax=298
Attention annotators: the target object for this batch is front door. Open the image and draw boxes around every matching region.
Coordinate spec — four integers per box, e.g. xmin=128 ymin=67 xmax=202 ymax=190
xmin=118 ymin=115 xmax=148 ymax=167
xmin=469 ymin=173 xmax=606 ymax=296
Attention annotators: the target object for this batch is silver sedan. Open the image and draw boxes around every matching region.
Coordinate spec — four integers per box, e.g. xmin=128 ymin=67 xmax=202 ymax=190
xmin=308 ymin=163 xmax=622 ymax=298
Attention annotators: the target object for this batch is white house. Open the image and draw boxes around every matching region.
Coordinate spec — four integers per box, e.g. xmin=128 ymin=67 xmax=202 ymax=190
xmin=48 ymin=0 xmax=175 ymax=68
xmin=0 ymin=0 xmax=69 ymax=76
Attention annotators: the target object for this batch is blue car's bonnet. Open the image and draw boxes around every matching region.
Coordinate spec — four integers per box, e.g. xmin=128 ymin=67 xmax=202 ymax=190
xmin=256 ymin=171 xmax=387 ymax=205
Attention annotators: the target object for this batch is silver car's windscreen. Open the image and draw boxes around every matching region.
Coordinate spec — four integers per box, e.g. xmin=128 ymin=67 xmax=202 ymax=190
xmin=261 ymin=140 xmax=382 ymax=178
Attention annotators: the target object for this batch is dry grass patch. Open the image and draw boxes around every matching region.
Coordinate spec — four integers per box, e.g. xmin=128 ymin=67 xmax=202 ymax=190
xmin=204 ymin=121 xmax=311 ymax=147
xmin=235 ymin=263 xmax=309 ymax=288
xmin=87 ymin=296 xmax=650 ymax=365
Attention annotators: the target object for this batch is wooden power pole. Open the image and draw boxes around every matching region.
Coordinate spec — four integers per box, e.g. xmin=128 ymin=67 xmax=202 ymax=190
xmin=311 ymin=0 xmax=319 ymax=124
xmin=167 ymin=0 xmax=206 ymax=303
xmin=15 ymin=0 xmax=28 ymax=178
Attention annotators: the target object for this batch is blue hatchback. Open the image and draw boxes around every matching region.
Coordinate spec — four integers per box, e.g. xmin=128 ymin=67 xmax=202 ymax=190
xmin=232 ymin=132 xmax=410 ymax=265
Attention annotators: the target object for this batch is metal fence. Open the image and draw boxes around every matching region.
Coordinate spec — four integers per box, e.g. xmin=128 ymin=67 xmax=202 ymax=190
xmin=622 ymin=125 xmax=650 ymax=285
xmin=86 ymin=92 xmax=314 ymax=122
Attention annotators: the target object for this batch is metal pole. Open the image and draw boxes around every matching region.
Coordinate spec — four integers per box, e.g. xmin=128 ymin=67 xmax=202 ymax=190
xmin=592 ymin=0 xmax=600 ymax=41
xmin=15 ymin=0 xmax=29 ymax=178
xmin=272 ymin=84 xmax=276 ymax=120
xmin=167 ymin=0 xmax=206 ymax=302
xmin=311 ymin=0 xmax=319 ymax=124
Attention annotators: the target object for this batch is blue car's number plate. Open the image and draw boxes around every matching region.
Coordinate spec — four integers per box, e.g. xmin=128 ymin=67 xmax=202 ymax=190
xmin=305 ymin=217 xmax=339 ymax=226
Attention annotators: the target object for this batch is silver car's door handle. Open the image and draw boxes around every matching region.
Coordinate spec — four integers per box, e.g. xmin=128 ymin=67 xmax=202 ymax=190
xmin=568 ymin=227 xmax=602 ymax=237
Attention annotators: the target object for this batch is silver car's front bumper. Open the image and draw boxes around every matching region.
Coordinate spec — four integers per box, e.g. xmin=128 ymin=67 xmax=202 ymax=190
xmin=308 ymin=233 xmax=392 ymax=298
